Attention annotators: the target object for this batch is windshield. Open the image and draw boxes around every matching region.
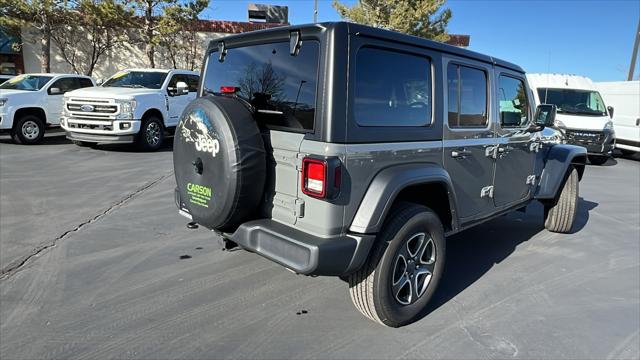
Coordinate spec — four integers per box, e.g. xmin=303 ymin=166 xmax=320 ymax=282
xmin=0 ymin=75 xmax=53 ymax=91
xmin=102 ymin=71 xmax=168 ymax=89
xmin=203 ymin=41 xmax=319 ymax=131
xmin=537 ymin=88 xmax=607 ymax=116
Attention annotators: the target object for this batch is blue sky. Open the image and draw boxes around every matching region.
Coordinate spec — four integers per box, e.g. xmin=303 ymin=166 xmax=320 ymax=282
xmin=200 ymin=0 xmax=640 ymax=81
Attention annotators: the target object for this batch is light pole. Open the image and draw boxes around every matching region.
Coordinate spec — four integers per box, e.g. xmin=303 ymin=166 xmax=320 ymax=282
xmin=314 ymin=0 xmax=318 ymax=23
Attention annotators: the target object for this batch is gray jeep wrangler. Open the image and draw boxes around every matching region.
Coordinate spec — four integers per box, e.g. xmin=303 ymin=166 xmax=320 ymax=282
xmin=173 ymin=22 xmax=587 ymax=327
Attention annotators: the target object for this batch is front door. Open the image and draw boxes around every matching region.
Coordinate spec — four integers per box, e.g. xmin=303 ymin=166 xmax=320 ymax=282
xmin=166 ymin=74 xmax=196 ymax=126
xmin=493 ymin=71 xmax=537 ymax=207
xmin=46 ymin=77 xmax=79 ymax=124
xmin=443 ymin=59 xmax=497 ymax=221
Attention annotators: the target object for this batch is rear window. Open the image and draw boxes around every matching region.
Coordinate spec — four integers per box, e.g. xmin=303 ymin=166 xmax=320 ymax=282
xmin=203 ymin=41 xmax=319 ymax=132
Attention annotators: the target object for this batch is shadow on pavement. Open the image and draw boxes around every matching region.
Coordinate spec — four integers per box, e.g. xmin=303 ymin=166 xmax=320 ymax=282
xmin=590 ymin=157 xmax=618 ymax=167
xmin=417 ymin=196 xmax=598 ymax=322
xmin=0 ymin=131 xmax=71 ymax=145
xmin=96 ymin=136 xmax=174 ymax=153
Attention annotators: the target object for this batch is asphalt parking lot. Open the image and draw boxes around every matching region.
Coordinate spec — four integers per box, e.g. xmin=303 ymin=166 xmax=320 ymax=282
xmin=1 ymin=131 xmax=639 ymax=359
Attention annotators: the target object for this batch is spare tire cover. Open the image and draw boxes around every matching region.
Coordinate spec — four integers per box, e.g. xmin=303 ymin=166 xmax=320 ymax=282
xmin=173 ymin=96 xmax=266 ymax=231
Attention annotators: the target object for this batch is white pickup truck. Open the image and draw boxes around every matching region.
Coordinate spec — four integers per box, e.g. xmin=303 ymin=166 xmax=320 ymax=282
xmin=0 ymin=73 xmax=95 ymax=144
xmin=61 ymin=68 xmax=199 ymax=151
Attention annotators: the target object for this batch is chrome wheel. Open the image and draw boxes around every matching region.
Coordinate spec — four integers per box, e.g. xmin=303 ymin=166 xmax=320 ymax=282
xmin=391 ymin=232 xmax=436 ymax=305
xmin=21 ymin=120 xmax=40 ymax=140
xmin=145 ymin=122 xmax=161 ymax=146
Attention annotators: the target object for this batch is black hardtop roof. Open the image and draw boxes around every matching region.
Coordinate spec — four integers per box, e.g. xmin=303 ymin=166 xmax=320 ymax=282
xmin=208 ymin=21 xmax=525 ymax=74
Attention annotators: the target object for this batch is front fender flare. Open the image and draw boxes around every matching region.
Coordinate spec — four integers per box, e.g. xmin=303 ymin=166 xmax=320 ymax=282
xmin=535 ymin=144 xmax=587 ymax=200
xmin=349 ymin=163 xmax=458 ymax=234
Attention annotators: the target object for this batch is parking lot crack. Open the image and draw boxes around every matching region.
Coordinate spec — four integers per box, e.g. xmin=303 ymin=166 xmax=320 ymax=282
xmin=0 ymin=171 xmax=174 ymax=280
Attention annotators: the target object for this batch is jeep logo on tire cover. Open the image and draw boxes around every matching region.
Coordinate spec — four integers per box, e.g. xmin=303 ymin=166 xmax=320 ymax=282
xmin=179 ymin=108 xmax=220 ymax=157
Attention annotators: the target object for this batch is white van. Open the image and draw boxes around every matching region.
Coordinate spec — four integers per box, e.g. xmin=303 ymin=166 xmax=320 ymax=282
xmin=596 ymin=81 xmax=639 ymax=155
xmin=527 ymin=73 xmax=615 ymax=165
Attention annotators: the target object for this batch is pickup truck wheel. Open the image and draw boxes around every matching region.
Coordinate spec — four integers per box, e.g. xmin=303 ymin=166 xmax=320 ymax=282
xmin=544 ymin=168 xmax=579 ymax=233
xmin=348 ymin=203 xmax=445 ymax=327
xmin=588 ymin=155 xmax=609 ymax=165
xmin=137 ymin=116 xmax=164 ymax=151
xmin=12 ymin=115 xmax=45 ymax=145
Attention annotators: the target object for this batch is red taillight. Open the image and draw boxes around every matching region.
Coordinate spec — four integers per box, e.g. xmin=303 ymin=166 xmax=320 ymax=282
xmin=220 ymin=86 xmax=239 ymax=94
xmin=302 ymin=158 xmax=327 ymax=198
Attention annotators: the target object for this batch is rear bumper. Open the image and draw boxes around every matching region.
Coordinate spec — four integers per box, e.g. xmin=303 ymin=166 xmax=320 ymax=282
xmin=175 ymin=189 xmax=375 ymax=276
xmin=66 ymin=131 xmax=135 ymax=144
xmin=228 ymin=219 xmax=375 ymax=276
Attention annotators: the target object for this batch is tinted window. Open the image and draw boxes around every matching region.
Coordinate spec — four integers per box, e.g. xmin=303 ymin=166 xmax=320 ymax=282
xmin=536 ymin=88 xmax=607 ymax=116
xmin=78 ymin=78 xmax=94 ymax=88
xmin=102 ymin=71 xmax=167 ymax=89
xmin=0 ymin=75 xmax=52 ymax=91
xmin=48 ymin=77 xmax=78 ymax=94
xmin=354 ymin=47 xmax=431 ymax=127
xmin=203 ymin=41 xmax=319 ymax=131
xmin=186 ymin=75 xmax=199 ymax=92
xmin=168 ymin=74 xmax=199 ymax=92
xmin=447 ymin=64 xmax=487 ymax=128
xmin=499 ymin=75 xmax=530 ymax=127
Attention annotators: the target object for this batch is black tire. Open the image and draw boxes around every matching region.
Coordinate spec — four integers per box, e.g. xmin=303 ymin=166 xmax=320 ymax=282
xmin=544 ymin=168 xmax=579 ymax=233
xmin=173 ymin=96 xmax=266 ymax=232
xmin=11 ymin=115 xmax=45 ymax=145
xmin=136 ymin=116 xmax=164 ymax=151
xmin=348 ymin=203 xmax=445 ymax=327
xmin=588 ymin=155 xmax=609 ymax=165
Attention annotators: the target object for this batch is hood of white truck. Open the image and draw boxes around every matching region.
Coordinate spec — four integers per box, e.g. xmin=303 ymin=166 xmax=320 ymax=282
xmin=66 ymin=86 xmax=160 ymax=99
xmin=556 ymin=113 xmax=610 ymax=131
xmin=0 ymin=89 xmax=42 ymax=103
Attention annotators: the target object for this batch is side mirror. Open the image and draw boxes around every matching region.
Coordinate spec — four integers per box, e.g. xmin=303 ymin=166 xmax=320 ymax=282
xmin=176 ymin=81 xmax=189 ymax=96
xmin=534 ymin=104 xmax=557 ymax=127
xmin=49 ymin=87 xmax=62 ymax=95
xmin=607 ymin=106 xmax=614 ymax=119
xmin=96 ymin=78 xmax=104 ymax=86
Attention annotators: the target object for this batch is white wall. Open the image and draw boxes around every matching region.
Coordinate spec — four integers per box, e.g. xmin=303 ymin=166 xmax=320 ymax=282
xmin=22 ymin=28 xmax=222 ymax=79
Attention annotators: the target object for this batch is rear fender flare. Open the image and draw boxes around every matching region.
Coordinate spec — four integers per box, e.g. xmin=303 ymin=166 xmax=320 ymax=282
xmin=349 ymin=163 xmax=459 ymax=234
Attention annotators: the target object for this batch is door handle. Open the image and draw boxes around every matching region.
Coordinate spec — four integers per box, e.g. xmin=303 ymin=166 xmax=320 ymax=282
xmin=451 ymin=150 xmax=472 ymax=159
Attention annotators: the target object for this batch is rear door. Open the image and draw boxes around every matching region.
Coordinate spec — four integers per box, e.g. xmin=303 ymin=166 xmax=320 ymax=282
xmin=443 ymin=59 xmax=497 ymax=221
xmin=200 ymin=40 xmax=321 ymax=225
xmin=493 ymin=70 xmax=537 ymax=207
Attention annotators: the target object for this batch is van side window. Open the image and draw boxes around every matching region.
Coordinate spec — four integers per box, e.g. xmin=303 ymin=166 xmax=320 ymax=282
xmin=447 ymin=64 xmax=487 ymax=128
xmin=354 ymin=47 xmax=431 ymax=127
xmin=498 ymin=75 xmax=530 ymax=127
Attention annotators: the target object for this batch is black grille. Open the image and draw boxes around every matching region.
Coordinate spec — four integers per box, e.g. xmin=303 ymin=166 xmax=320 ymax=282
xmin=565 ymin=130 xmax=604 ymax=144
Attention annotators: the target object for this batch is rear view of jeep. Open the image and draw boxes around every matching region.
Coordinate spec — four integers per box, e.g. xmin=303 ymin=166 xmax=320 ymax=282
xmin=174 ymin=22 xmax=585 ymax=327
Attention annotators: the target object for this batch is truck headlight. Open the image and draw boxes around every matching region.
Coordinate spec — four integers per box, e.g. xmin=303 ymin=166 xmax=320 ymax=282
xmin=0 ymin=98 xmax=7 ymax=107
xmin=116 ymin=99 xmax=137 ymax=119
xmin=604 ymin=121 xmax=614 ymax=131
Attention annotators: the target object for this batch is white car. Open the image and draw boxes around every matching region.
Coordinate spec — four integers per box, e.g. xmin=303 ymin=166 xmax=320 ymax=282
xmin=61 ymin=68 xmax=199 ymax=151
xmin=0 ymin=73 xmax=95 ymax=144
xmin=596 ymin=81 xmax=640 ymax=155
xmin=527 ymin=73 xmax=616 ymax=165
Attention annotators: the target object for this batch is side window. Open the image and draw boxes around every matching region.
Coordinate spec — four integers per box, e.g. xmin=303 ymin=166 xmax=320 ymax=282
xmin=167 ymin=74 xmax=181 ymax=90
xmin=447 ymin=63 xmax=488 ymax=128
xmin=354 ymin=47 xmax=432 ymax=127
xmin=186 ymin=75 xmax=199 ymax=92
xmin=498 ymin=75 xmax=530 ymax=127
xmin=48 ymin=77 xmax=78 ymax=95
xmin=78 ymin=78 xmax=94 ymax=88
